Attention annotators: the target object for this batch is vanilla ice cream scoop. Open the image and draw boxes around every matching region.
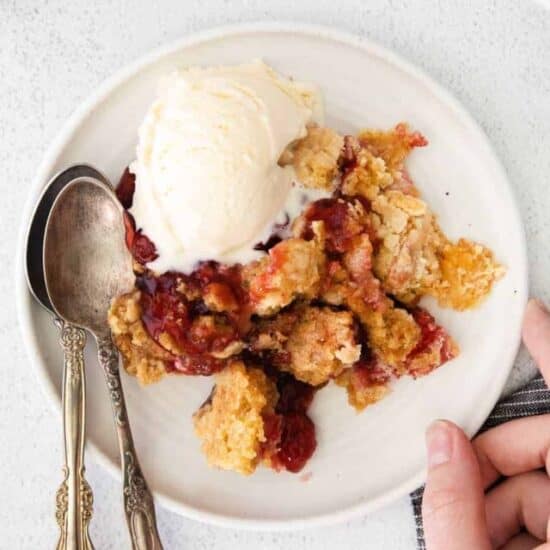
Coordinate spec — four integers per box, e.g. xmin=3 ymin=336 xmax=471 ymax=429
xmin=130 ymin=60 xmax=324 ymax=273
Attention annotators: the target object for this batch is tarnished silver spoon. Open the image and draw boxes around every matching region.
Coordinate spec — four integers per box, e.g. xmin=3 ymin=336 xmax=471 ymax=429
xmin=43 ymin=176 xmax=163 ymax=550
xmin=26 ymin=164 xmax=108 ymax=550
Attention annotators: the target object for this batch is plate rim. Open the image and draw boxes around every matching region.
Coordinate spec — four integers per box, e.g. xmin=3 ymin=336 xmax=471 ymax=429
xmin=15 ymin=21 xmax=529 ymax=530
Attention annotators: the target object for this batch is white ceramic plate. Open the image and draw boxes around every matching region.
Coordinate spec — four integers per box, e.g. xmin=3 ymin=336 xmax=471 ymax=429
xmin=16 ymin=23 xmax=527 ymax=530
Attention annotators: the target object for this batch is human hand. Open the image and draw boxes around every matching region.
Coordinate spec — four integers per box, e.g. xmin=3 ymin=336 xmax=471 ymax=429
xmin=423 ymin=299 xmax=550 ymax=550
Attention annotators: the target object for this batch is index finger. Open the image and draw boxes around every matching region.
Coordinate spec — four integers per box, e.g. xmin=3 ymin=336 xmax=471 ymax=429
xmin=473 ymin=299 xmax=550 ymax=488
xmin=474 ymin=414 xmax=550 ymax=489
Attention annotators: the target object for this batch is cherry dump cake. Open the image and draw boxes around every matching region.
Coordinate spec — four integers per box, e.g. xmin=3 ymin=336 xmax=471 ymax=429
xmin=108 ymin=62 xmax=504 ymax=476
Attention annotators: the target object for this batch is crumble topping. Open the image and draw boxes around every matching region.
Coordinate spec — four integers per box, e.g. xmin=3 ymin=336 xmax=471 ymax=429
xmin=281 ymin=126 xmax=344 ymax=191
xmin=250 ymin=305 xmax=361 ymax=386
xmin=243 ymin=237 xmax=325 ymax=316
xmin=335 ymin=362 xmax=390 ymax=411
xmin=435 ymin=238 xmax=505 ymax=310
xmin=193 ymin=361 xmax=278 ymax=475
xmin=110 ymin=119 xmax=504 ymax=475
xmin=370 ymin=190 xmax=444 ymax=303
xmin=358 ymin=123 xmax=428 ymax=175
xmin=348 ymin=295 xmax=422 ymax=370
xmin=340 ymin=136 xmax=394 ymax=201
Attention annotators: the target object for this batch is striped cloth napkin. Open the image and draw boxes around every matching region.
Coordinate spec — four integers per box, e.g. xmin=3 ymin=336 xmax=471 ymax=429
xmin=411 ymin=375 xmax=550 ymax=549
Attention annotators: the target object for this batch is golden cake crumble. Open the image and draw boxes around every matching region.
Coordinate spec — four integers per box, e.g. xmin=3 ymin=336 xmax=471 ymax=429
xmin=435 ymin=238 xmax=505 ymax=310
xmin=193 ymin=361 xmax=278 ymax=475
xmin=340 ymin=136 xmax=394 ymax=201
xmin=335 ymin=367 xmax=389 ymax=411
xmin=358 ymin=123 xmax=428 ymax=175
xmin=348 ymin=294 xmax=421 ymax=371
xmin=281 ymin=126 xmax=344 ymax=191
xmin=111 ymin=118 xmax=504 ymax=475
xmin=243 ymin=237 xmax=325 ymax=316
xmin=370 ymin=190 xmax=444 ymax=304
xmin=250 ymin=305 xmax=361 ymax=386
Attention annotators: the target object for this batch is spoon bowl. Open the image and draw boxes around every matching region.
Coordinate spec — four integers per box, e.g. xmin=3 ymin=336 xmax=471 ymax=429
xmin=25 ymin=165 xmax=110 ymax=312
xmin=43 ymin=178 xmax=134 ymax=335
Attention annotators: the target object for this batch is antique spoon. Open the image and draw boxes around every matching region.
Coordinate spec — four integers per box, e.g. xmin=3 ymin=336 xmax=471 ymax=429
xmin=43 ymin=176 xmax=164 ymax=550
xmin=25 ymin=165 xmax=107 ymax=550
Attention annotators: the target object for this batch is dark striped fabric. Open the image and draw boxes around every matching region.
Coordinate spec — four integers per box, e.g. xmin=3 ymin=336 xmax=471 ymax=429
xmin=411 ymin=375 xmax=550 ymax=549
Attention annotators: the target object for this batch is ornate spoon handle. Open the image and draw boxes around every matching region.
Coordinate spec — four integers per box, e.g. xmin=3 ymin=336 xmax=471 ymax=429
xmin=96 ymin=334 xmax=163 ymax=550
xmin=56 ymin=321 xmax=95 ymax=550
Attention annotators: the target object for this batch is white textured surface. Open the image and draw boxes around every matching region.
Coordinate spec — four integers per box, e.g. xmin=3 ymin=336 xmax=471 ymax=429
xmin=2 ymin=1 xmax=549 ymax=549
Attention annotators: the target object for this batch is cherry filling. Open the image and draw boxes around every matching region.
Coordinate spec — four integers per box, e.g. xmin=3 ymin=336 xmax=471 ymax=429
xmin=248 ymin=243 xmax=289 ymax=306
xmin=115 ymin=167 xmax=136 ymax=209
xmin=276 ymin=372 xmax=316 ymax=413
xmin=136 ymin=269 xmax=244 ymax=376
xmin=405 ymin=308 xmax=457 ymax=376
xmin=261 ymin=372 xmax=317 ymax=473
xmin=275 ymin=413 xmax=316 ymax=473
xmin=409 ymin=308 xmax=454 ymax=360
xmin=191 ymin=262 xmax=246 ymax=310
xmin=301 ymin=198 xmax=358 ymax=253
xmin=136 ymin=273 xmax=220 ymax=375
xmin=123 ymin=212 xmax=158 ymax=264
xmin=350 ymin=356 xmax=392 ymax=388
xmin=116 ymin=169 xmax=158 ymax=265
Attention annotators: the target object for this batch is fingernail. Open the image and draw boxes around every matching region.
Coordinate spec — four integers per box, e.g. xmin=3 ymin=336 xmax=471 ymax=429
xmin=426 ymin=420 xmax=453 ymax=468
xmin=530 ymin=298 xmax=548 ymax=314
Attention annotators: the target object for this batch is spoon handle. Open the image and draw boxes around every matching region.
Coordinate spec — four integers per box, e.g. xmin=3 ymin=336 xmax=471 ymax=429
xmin=96 ymin=334 xmax=163 ymax=550
xmin=56 ymin=320 xmax=95 ymax=550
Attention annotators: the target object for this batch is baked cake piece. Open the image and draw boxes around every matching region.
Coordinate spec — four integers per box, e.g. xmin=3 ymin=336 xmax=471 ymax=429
xmin=281 ymin=126 xmax=344 ymax=191
xmin=435 ymin=238 xmax=506 ymax=310
xmin=193 ymin=360 xmax=318 ymax=474
xmin=369 ymin=190 xmax=444 ymax=304
xmin=193 ymin=360 xmax=278 ymax=475
xmin=405 ymin=308 xmax=459 ymax=377
xmin=339 ymin=124 xmax=427 ymax=200
xmin=335 ymin=358 xmax=391 ymax=411
xmin=337 ymin=127 xmax=504 ymax=310
xmin=243 ymin=237 xmax=325 ymax=316
xmin=335 ymin=306 xmax=458 ymax=411
xmin=369 ymin=191 xmax=504 ymax=308
xmin=339 ymin=136 xmax=395 ymax=201
xmin=293 ymin=196 xmax=423 ymax=370
xmin=358 ymin=123 xmax=428 ymax=176
xmin=348 ymin=294 xmax=422 ymax=371
xmin=250 ymin=304 xmax=361 ymax=386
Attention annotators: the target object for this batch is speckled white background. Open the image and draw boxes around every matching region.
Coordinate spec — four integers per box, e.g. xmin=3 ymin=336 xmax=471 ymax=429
xmin=2 ymin=1 xmax=550 ymax=548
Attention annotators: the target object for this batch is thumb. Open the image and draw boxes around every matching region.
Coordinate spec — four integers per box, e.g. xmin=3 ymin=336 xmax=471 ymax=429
xmin=422 ymin=420 xmax=491 ymax=550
